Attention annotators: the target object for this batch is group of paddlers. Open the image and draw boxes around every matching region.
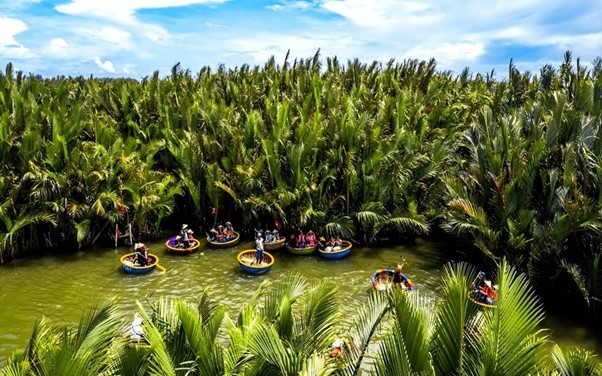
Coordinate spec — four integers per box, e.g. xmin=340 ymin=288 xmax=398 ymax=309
xmin=288 ymin=229 xmax=317 ymax=248
xmin=254 ymin=228 xmax=281 ymax=243
xmin=207 ymin=222 xmax=236 ymax=242
xmin=285 ymin=229 xmax=346 ymax=252
xmin=471 ymin=271 xmax=498 ymax=305
xmin=173 ymin=224 xmax=195 ymax=248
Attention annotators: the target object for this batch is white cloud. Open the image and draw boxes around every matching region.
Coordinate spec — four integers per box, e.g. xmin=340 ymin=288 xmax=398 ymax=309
xmin=94 ymin=57 xmax=116 ymax=73
xmin=0 ymin=16 xmax=34 ymax=58
xmin=404 ymin=42 xmax=486 ymax=64
xmin=267 ymin=1 xmax=315 ymax=12
xmin=55 ymin=0 xmax=227 ymax=24
xmin=77 ymin=26 xmax=133 ymax=49
xmin=122 ymin=63 xmax=136 ymax=74
xmin=205 ymin=22 xmax=227 ymax=29
xmin=226 ymin=33 xmax=359 ymax=64
xmin=43 ymin=38 xmax=72 ymax=57
xmin=321 ymin=0 xmax=431 ymax=28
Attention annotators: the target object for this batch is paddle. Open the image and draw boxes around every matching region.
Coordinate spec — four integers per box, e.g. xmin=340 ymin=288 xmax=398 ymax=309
xmin=156 ymin=263 xmax=167 ymax=272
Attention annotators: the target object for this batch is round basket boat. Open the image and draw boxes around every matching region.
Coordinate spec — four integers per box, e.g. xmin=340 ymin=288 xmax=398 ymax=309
xmin=120 ymin=253 xmax=160 ymax=275
xmin=468 ymin=290 xmax=497 ymax=308
xmin=207 ymin=231 xmax=240 ymax=248
xmin=264 ymin=237 xmax=286 ymax=251
xmin=237 ymin=250 xmax=274 ymax=274
xmin=319 ymin=240 xmax=352 ymax=259
xmin=165 ymin=237 xmax=200 ymax=254
xmin=371 ymin=268 xmax=414 ymax=293
xmin=287 ymin=244 xmax=317 ymax=255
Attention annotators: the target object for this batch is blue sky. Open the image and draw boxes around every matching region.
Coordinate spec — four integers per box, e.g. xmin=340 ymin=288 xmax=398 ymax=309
xmin=1 ymin=0 xmax=601 ymax=78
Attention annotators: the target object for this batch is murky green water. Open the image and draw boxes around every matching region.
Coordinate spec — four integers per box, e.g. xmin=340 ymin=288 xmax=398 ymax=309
xmin=0 ymin=238 xmax=600 ymax=362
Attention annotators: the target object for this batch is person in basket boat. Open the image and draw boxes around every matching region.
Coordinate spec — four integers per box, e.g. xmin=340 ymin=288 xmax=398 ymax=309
xmin=296 ymin=229 xmax=306 ymax=248
xmin=472 ymin=271 xmax=497 ymax=305
xmin=225 ymin=221 xmax=235 ymax=240
xmin=208 ymin=228 xmax=218 ymax=241
xmin=265 ymin=230 xmax=274 ymax=243
xmin=177 ymin=224 xmax=194 ymax=248
xmin=329 ymin=338 xmax=348 ymax=358
xmin=254 ymin=232 xmax=264 ymax=265
xmin=317 ymin=236 xmax=327 ymax=251
xmin=272 ymin=229 xmax=280 ymax=241
xmin=134 ymin=243 xmax=149 ymax=266
xmin=333 ymin=235 xmax=343 ymax=251
xmin=288 ymin=233 xmax=296 ymax=248
xmin=216 ymin=224 xmax=226 ymax=242
xmin=393 ymin=262 xmax=414 ymax=291
xmin=324 ymin=236 xmax=336 ymax=252
xmin=305 ymin=230 xmax=317 ymax=247
xmin=130 ymin=313 xmax=144 ymax=342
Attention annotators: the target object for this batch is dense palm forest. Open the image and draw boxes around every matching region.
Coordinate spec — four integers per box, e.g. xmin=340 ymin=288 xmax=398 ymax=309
xmin=1 ymin=262 xmax=600 ymax=375
xmin=1 ymin=52 xmax=601 ymax=327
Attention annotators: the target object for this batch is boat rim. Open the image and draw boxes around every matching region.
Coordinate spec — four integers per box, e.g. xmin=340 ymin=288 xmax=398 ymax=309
xmin=467 ymin=291 xmax=497 ymax=308
xmin=207 ymin=231 xmax=240 ymax=245
xmin=318 ymin=240 xmax=352 ymax=255
xmin=165 ymin=239 xmax=200 ymax=252
xmin=237 ymin=249 xmax=275 ymax=268
xmin=120 ymin=253 xmax=159 ymax=269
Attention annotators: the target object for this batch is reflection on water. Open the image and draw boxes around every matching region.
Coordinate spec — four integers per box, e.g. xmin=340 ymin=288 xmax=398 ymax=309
xmin=0 ymin=238 xmax=599 ymax=361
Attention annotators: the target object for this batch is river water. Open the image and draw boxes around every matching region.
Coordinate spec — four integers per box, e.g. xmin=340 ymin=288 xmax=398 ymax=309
xmin=0 ymin=238 xmax=600 ymax=362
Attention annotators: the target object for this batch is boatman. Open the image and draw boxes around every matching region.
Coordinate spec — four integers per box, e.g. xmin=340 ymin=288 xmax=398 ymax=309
xmin=255 ymin=232 xmax=264 ymax=265
xmin=134 ymin=243 xmax=149 ymax=266
xmin=179 ymin=224 xmax=193 ymax=248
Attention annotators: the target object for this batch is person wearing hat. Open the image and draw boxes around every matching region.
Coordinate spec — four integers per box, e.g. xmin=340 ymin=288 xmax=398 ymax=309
xmin=265 ymin=229 xmax=274 ymax=243
xmin=208 ymin=227 xmax=218 ymax=241
xmin=179 ymin=224 xmax=193 ymax=248
xmin=130 ymin=313 xmax=144 ymax=342
xmin=305 ymin=230 xmax=316 ymax=247
xmin=225 ymin=221 xmax=235 ymax=240
xmin=272 ymin=229 xmax=280 ymax=241
xmin=296 ymin=229 xmax=306 ymax=248
xmin=317 ymin=236 xmax=326 ymax=251
xmin=217 ymin=224 xmax=226 ymax=242
xmin=134 ymin=243 xmax=149 ymax=266
xmin=254 ymin=232 xmax=264 ymax=265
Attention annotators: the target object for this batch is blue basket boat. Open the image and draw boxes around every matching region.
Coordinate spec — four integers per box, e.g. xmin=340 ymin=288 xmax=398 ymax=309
xmin=318 ymin=240 xmax=352 ymax=259
xmin=207 ymin=231 xmax=240 ymax=248
xmin=165 ymin=237 xmax=200 ymax=254
xmin=237 ymin=250 xmax=274 ymax=274
xmin=120 ymin=253 xmax=160 ymax=274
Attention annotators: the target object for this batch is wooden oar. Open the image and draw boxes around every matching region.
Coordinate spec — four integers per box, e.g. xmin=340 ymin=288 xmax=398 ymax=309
xmin=156 ymin=263 xmax=167 ymax=272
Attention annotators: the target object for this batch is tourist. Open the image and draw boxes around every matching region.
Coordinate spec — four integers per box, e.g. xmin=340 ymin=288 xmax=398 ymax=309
xmin=225 ymin=221 xmax=234 ymax=240
xmin=208 ymin=228 xmax=218 ymax=241
xmin=265 ymin=230 xmax=274 ymax=243
xmin=217 ymin=224 xmax=226 ymax=242
xmin=330 ymin=338 xmax=346 ymax=358
xmin=333 ymin=235 xmax=342 ymax=251
xmin=325 ymin=236 xmax=335 ymax=252
xmin=288 ymin=233 xmax=296 ymax=248
xmin=306 ymin=230 xmax=316 ymax=246
xmin=273 ymin=229 xmax=280 ymax=241
xmin=296 ymin=229 xmax=305 ymax=248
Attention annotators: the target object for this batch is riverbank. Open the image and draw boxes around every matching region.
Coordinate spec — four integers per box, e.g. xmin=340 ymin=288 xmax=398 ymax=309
xmin=1 ymin=237 xmax=600 ymax=363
